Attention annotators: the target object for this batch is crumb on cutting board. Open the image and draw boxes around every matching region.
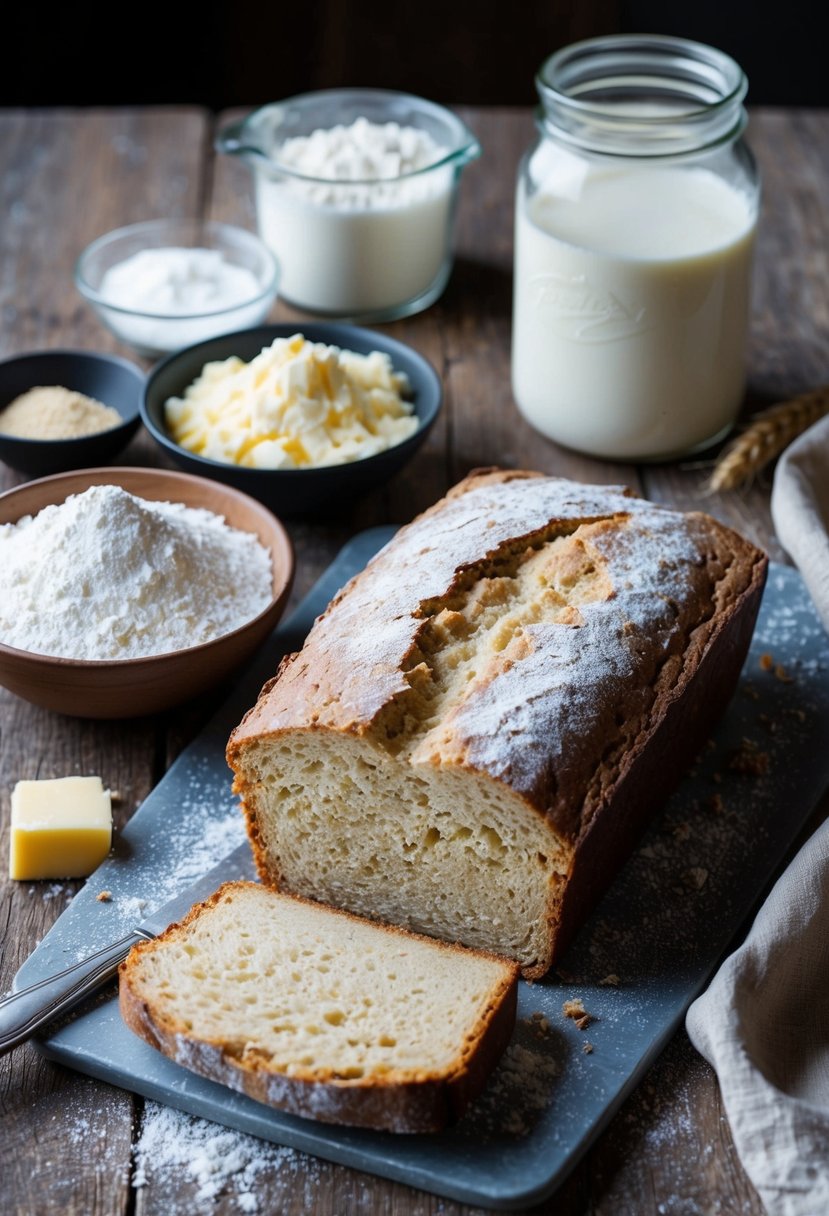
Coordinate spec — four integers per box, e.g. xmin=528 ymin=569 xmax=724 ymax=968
xmin=563 ymin=998 xmax=597 ymax=1029
xmin=728 ymin=737 xmax=770 ymax=776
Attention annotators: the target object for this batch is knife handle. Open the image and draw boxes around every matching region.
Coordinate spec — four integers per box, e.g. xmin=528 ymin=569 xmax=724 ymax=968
xmin=0 ymin=930 xmax=148 ymax=1055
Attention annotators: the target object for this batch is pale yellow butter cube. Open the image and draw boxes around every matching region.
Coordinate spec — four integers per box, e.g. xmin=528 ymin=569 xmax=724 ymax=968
xmin=9 ymin=776 xmax=112 ymax=880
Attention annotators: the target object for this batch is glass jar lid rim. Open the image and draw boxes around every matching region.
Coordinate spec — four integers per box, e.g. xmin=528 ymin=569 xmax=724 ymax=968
xmin=537 ymin=33 xmax=748 ymax=121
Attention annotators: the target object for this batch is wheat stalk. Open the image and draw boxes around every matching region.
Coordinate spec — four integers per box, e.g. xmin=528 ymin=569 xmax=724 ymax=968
xmin=706 ymin=386 xmax=829 ymax=493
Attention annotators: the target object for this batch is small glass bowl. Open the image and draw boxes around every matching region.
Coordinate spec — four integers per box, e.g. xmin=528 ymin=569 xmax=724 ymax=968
xmin=75 ymin=219 xmax=280 ymax=359
xmin=217 ymin=89 xmax=481 ymax=323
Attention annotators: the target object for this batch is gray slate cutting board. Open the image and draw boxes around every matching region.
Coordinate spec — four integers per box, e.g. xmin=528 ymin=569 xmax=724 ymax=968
xmin=14 ymin=531 xmax=829 ymax=1210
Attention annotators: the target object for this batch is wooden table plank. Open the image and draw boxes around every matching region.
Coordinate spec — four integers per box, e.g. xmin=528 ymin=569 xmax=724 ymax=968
xmin=204 ymin=105 xmax=768 ymax=1216
xmin=2 ymin=101 xmax=827 ymax=1215
xmin=0 ymin=106 xmax=210 ymax=1216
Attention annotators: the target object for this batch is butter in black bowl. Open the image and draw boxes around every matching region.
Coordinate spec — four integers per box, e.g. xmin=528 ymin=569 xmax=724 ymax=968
xmin=140 ymin=322 xmax=442 ymax=516
xmin=0 ymin=350 xmax=143 ymax=476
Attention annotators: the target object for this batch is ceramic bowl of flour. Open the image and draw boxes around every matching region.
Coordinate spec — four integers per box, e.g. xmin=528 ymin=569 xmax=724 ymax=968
xmin=0 ymin=467 xmax=294 ymax=718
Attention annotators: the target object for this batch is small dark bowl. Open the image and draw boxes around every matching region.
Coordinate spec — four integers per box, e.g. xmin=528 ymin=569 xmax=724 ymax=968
xmin=0 ymin=350 xmax=143 ymax=476
xmin=141 ymin=323 xmax=442 ymax=515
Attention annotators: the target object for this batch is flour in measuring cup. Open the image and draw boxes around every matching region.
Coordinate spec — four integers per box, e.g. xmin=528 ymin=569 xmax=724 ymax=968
xmin=256 ymin=117 xmax=454 ymax=314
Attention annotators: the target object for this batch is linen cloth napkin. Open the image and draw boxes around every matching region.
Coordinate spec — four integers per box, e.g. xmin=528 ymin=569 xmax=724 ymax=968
xmin=769 ymin=411 xmax=829 ymax=633
xmin=686 ymin=412 xmax=829 ymax=1215
xmin=686 ymin=817 xmax=829 ymax=1215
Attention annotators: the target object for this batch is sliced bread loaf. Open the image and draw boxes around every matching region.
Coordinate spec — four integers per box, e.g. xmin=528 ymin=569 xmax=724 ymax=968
xmin=227 ymin=470 xmax=768 ymax=978
xmin=119 ymin=881 xmax=519 ymax=1133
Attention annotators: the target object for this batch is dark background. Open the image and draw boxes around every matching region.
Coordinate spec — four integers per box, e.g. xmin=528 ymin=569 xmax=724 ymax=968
xmin=4 ymin=0 xmax=827 ymax=108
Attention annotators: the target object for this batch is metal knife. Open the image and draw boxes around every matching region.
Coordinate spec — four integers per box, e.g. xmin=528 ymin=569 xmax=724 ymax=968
xmin=0 ymin=841 xmax=255 ymax=1056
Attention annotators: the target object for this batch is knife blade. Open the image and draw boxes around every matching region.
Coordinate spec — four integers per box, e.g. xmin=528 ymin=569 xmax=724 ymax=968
xmin=0 ymin=841 xmax=255 ymax=1056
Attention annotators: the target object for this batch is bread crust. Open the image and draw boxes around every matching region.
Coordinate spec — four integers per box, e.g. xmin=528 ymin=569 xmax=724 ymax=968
xmin=119 ymin=882 xmax=519 ymax=1134
xmin=227 ymin=471 xmax=769 ymax=976
xmin=551 ymin=536 xmax=767 ymax=960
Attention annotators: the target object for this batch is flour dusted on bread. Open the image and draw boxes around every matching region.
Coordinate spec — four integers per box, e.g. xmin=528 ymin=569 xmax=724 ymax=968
xmin=119 ymin=882 xmax=518 ymax=1133
xmin=228 ymin=470 xmax=768 ymax=977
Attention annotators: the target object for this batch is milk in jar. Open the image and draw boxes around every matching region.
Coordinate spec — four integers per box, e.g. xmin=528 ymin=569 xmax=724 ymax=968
xmin=512 ymin=35 xmax=760 ymax=460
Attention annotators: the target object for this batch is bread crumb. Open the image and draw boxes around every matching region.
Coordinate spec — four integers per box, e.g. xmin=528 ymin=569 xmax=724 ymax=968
xmin=563 ymin=999 xmax=596 ymax=1029
xmin=582 ymin=1042 xmax=594 ymax=1054
xmin=473 ymin=1042 xmax=561 ymax=1136
xmin=785 ymin=707 xmax=807 ymax=723
xmin=683 ymin=867 xmax=709 ymax=891
xmin=523 ymin=1011 xmax=551 ymax=1039
xmin=774 ymin=662 xmax=794 ymax=684
xmin=96 ymin=890 xmax=112 ymax=902
xmin=759 ymin=652 xmax=774 ymax=672
xmin=706 ymin=793 xmax=725 ymax=815
xmin=672 ymin=821 xmax=691 ymax=842
xmin=728 ymin=738 xmax=770 ymax=776
xmin=599 ymin=973 xmax=620 ymax=987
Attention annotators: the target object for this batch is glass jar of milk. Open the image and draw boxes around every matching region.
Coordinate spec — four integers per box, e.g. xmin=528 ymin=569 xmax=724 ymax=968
xmin=512 ymin=35 xmax=759 ymax=461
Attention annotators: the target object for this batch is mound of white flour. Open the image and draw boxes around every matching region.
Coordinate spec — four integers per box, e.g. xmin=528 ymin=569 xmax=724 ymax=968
xmin=0 ymin=484 xmax=273 ymax=660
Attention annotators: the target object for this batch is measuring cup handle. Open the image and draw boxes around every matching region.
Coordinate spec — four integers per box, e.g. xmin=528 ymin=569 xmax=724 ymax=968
xmin=215 ymin=120 xmax=247 ymax=156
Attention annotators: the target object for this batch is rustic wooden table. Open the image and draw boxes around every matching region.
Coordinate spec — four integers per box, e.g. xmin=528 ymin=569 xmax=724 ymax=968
xmin=1 ymin=104 xmax=827 ymax=1216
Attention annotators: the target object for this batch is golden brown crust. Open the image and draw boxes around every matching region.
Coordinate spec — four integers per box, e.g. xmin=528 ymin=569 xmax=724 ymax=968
xmin=226 ymin=469 xmax=633 ymax=756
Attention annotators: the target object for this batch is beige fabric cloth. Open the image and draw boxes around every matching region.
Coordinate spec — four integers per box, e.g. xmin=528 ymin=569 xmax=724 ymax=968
xmin=770 ymin=411 xmax=829 ymax=633
xmin=686 ymin=818 xmax=829 ymax=1215
xmin=686 ymin=414 xmax=829 ymax=1214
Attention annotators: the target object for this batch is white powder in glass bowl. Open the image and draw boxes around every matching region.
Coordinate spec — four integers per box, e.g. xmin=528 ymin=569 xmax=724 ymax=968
xmin=0 ymin=484 xmax=273 ymax=660
xmin=255 ymin=116 xmax=454 ymax=315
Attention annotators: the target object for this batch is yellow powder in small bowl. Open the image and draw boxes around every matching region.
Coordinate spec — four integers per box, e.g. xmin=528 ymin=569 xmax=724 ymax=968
xmin=0 ymin=386 xmax=122 ymax=440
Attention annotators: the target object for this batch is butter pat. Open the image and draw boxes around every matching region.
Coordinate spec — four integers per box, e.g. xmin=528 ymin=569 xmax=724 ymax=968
xmin=9 ymin=777 xmax=112 ymax=880
xmin=163 ymin=334 xmax=418 ymax=470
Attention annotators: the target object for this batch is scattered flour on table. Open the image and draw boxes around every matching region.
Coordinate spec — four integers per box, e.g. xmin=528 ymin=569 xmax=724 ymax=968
xmin=30 ymin=881 xmax=74 ymax=902
xmin=607 ymin=1038 xmax=759 ymax=1216
xmin=132 ymin=1101 xmax=307 ymax=1212
xmin=0 ymin=484 xmax=272 ymax=660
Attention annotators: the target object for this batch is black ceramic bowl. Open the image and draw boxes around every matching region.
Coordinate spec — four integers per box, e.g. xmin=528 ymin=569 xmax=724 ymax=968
xmin=0 ymin=350 xmax=143 ymax=476
xmin=141 ymin=323 xmax=442 ymax=515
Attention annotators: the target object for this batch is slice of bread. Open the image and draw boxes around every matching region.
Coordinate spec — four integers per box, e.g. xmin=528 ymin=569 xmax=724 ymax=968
xmin=119 ymin=881 xmax=519 ymax=1133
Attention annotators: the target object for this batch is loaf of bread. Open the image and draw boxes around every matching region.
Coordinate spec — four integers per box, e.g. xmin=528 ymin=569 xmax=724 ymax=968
xmin=118 ymin=881 xmax=518 ymax=1133
xmin=228 ymin=470 xmax=768 ymax=978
